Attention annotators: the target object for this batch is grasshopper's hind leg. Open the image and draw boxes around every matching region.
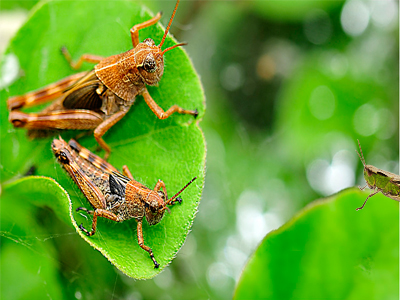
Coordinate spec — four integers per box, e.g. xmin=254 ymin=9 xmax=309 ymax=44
xmin=7 ymin=72 xmax=87 ymax=110
xmin=9 ymin=109 xmax=104 ymax=131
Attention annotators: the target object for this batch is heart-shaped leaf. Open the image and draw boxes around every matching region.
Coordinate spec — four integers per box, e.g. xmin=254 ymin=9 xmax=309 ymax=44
xmin=234 ymin=188 xmax=399 ymax=300
xmin=0 ymin=0 xmax=205 ymax=279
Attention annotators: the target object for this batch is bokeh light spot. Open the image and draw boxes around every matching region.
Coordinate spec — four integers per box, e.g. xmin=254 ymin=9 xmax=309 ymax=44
xmin=220 ymin=63 xmax=244 ymax=91
xmin=207 ymin=262 xmax=230 ymax=289
xmin=308 ymin=85 xmax=336 ymax=120
xmin=154 ymin=268 xmax=174 ymax=289
xmin=353 ymin=103 xmax=379 ymax=137
xmin=303 ymin=9 xmax=332 ymax=45
xmin=371 ymin=0 xmax=398 ymax=29
xmin=376 ymin=108 xmax=396 ymax=140
xmin=341 ymin=0 xmax=370 ymax=37
xmin=307 ymin=150 xmax=355 ymax=196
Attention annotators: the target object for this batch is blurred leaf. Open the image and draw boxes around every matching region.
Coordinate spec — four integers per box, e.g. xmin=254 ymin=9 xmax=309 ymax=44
xmin=274 ymin=48 xmax=398 ymax=170
xmin=251 ymin=1 xmax=343 ymax=22
xmin=0 ymin=0 xmax=205 ymax=279
xmin=234 ymin=188 xmax=399 ymax=300
xmin=1 ymin=177 xmax=65 ymax=300
xmin=0 ymin=0 xmax=38 ymax=10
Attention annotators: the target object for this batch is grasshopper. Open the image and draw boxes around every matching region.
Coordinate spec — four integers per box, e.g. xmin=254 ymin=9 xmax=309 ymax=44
xmin=356 ymin=139 xmax=400 ymax=210
xmin=51 ymin=136 xmax=196 ymax=268
xmin=8 ymin=0 xmax=198 ymax=159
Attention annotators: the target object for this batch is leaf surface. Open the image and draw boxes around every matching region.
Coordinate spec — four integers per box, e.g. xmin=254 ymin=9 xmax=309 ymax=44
xmin=234 ymin=188 xmax=399 ymax=300
xmin=0 ymin=0 xmax=205 ymax=279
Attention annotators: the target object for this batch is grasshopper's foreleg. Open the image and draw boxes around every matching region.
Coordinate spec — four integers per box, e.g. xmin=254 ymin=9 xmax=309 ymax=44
xmin=130 ymin=12 xmax=162 ymax=47
xmin=358 ymin=184 xmax=367 ymax=191
xmin=61 ymin=47 xmax=104 ymax=70
xmin=142 ymin=89 xmax=198 ymax=120
xmin=137 ymin=219 xmax=159 ymax=268
xmin=356 ymin=190 xmax=380 ymax=211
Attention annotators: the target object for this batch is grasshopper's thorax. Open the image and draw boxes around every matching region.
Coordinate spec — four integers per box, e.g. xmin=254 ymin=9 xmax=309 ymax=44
xmin=134 ymin=38 xmax=164 ymax=86
xmin=364 ymin=165 xmax=377 ymax=189
xmin=94 ymin=38 xmax=164 ymax=102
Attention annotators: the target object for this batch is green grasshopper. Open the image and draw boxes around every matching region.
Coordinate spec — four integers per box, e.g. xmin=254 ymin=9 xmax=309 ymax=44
xmin=356 ymin=139 xmax=400 ymax=210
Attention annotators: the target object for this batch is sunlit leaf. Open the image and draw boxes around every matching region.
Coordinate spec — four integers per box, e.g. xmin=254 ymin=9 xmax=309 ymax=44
xmin=234 ymin=188 xmax=399 ymax=300
xmin=0 ymin=0 xmax=205 ymax=279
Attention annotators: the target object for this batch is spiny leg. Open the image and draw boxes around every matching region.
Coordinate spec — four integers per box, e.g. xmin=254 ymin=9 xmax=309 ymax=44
xmin=142 ymin=89 xmax=198 ymax=120
xmin=358 ymin=184 xmax=367 ymax=191
xmin=78 ymin=208 xmax=120 ymax=236
xmin=121 ymin=166 xmax=143 ymax=187
xmin=154 ymin=179 xmax=168 ymax=199
xmin=356 ymin=190 xmax=380 ymax=211
xmin=61 ymin=46 xmax=104 ymax=70
xmin=130 ymin=12 xmax=162 ymax=47
xmin=76 ymin=207 xmax=94 ymax=215
xmin=122 ymin=165 xmax=134 ymax=180
xmin=7 ymin=72 xmax=87 ymax=110
xmin=9 ymin=109 xmax=103 ymax=130
xmin=137 ymin=219 xmax=159 ymax=268
xmin=93 ymin=110 xmax=128 ymax=160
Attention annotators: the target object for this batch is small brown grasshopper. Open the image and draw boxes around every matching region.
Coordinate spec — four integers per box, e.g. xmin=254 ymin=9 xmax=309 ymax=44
xmin=51 ymin=136 xmax=196 ymax=268
xmin=8 ymin=0 xmax=198 ymax=159
xmin=356 ymin=139 xmax=400 ymax=210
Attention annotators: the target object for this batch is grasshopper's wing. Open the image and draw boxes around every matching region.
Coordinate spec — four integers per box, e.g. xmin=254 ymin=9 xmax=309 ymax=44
xmin=109 ymin=172 xmax=130 ymax=198
xmin=62 ymin=157 xmax=107 ymax=209
xmin=62 ymin=71 xmax=103 ymax=111
xmin=377 ymin=170 xmax=400 ymax=202
xmin=68 ymin=139 xmax=118 ymax=174
xmin=376 ymin=169 xmax=400 ymax=182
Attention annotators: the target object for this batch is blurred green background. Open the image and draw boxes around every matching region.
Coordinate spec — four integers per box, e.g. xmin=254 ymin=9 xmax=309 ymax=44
xmin=1 ymin=0 xmax=398 ymax=299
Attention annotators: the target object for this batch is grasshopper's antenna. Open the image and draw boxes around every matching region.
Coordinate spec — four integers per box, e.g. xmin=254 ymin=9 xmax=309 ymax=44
xmin=356 ymin=139 xmax=366 ymax=166
xmin=162 ymin=42 xmax=187 ymax=55
xmin=159 ymin=0 xmax=180 ymax=49
xmin=168 ymin=177 xmax=197 ymax=204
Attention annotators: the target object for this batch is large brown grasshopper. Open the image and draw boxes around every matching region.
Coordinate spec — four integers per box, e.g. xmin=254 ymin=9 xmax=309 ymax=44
xmin=8 ymin=0 xmax=198 ymax=159
xmin=52 ymin=136 xmax=196 ymax=268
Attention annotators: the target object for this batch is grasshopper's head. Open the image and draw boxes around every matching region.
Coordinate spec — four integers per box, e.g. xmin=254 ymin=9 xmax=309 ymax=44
xmin=51 ymin=137 xmax=73 ymax=166
xmin=144 ymin=177 xmax=196 ymax=225
xmin=134 ymin=0 xmax=186 ymax=86
xmin=145 ymin=190 xmax=167 ymax=225
xmin=356 ymin=139 xmax=376 ymax=188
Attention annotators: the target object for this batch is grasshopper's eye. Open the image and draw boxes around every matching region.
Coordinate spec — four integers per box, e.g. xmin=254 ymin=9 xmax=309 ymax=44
xmin=143 ymin=55 xmax=157 ymax=73
xmin=58 ymin=151 xmax=69 ymax=164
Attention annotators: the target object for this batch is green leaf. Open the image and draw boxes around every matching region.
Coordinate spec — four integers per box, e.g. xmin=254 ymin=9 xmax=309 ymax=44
xmin=234 ymin=188 xmax=399 ymax=300
xmin=0 ymin=0 xmax=205 ymax=279
xmin=1 ymin=177 xmax=66 ymax=300
xmin=251 ymin=1 xmax=343 ymax=22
